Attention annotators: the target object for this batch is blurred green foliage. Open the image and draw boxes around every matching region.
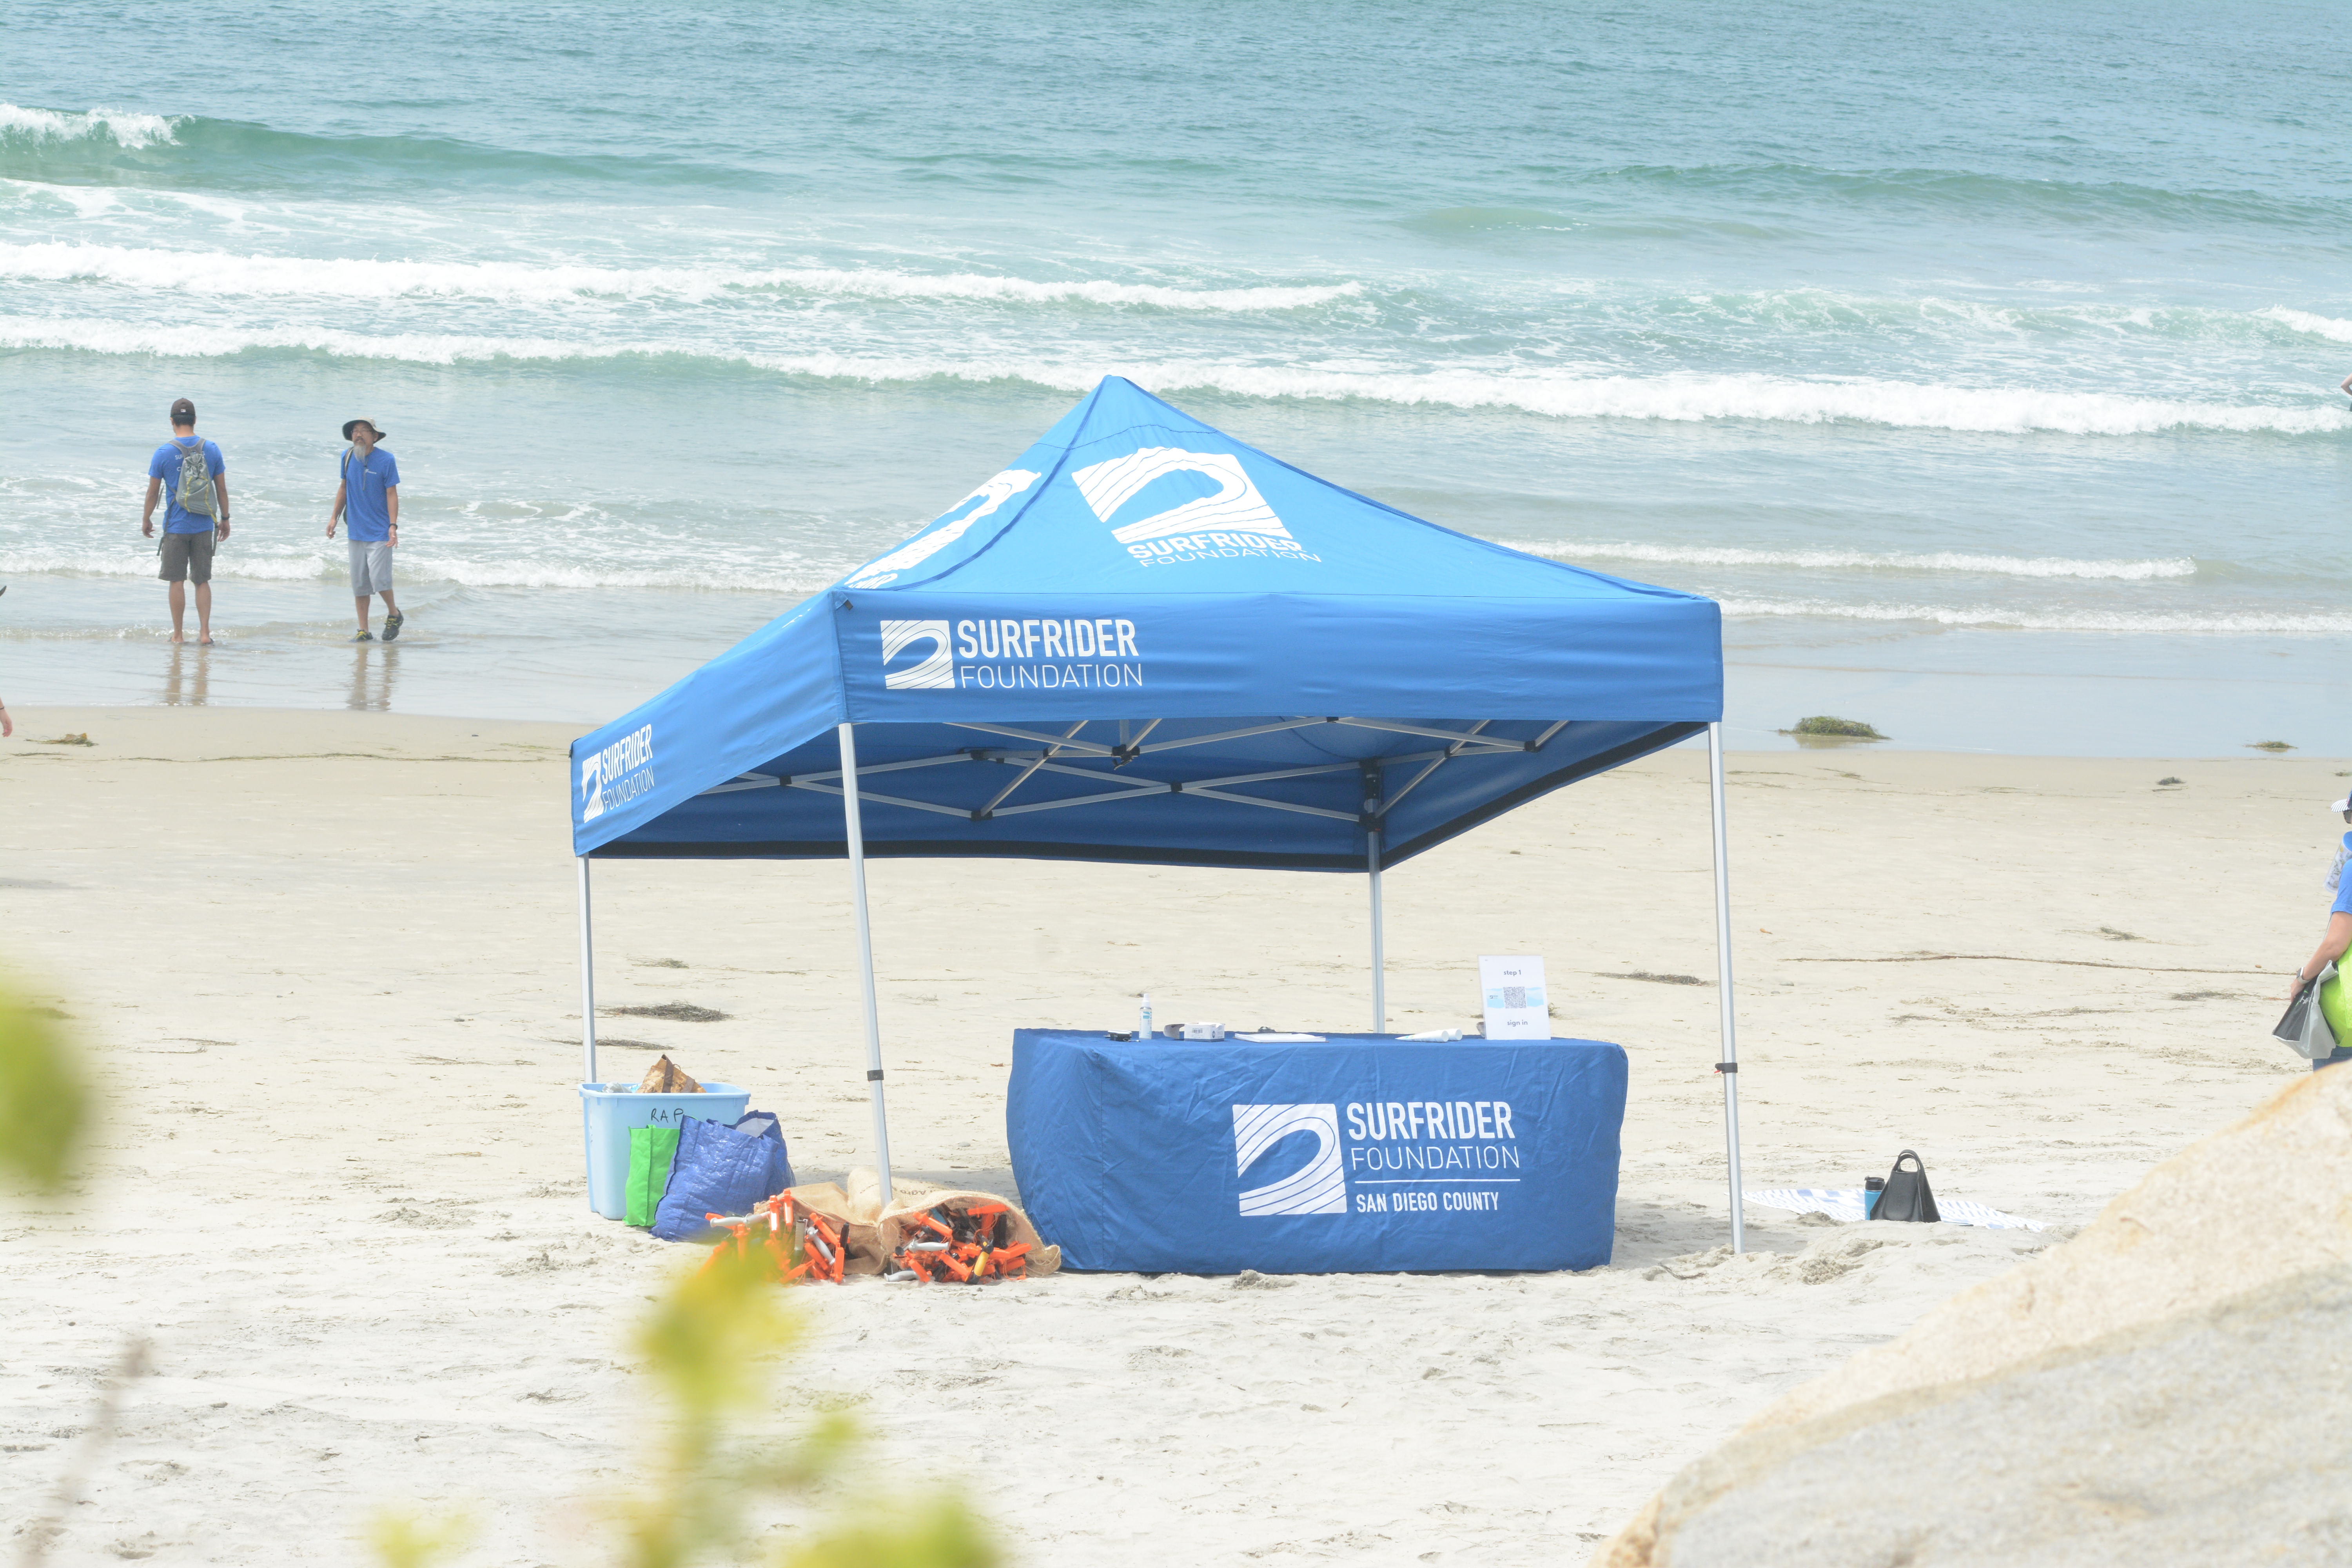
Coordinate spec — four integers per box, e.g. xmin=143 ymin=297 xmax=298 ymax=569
xmin=370 ymin=1513 xmax=476 ymax=1568
xmin=2 ymin=969 xmax=990 ymax=1566
xmin=385 ymin=1247 xmax=997 ymax=1568
xmin=0 ymin=979 xmax=89 ymax=1194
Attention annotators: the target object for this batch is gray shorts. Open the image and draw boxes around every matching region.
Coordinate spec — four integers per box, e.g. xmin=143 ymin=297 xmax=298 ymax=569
xmin=348 ymin=540 xmax=394 ymax=595
xmin=159 ymin=529 xmax=215 ymax=584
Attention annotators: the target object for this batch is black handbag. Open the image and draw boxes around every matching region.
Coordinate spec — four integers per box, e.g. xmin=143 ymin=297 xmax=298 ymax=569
xmin=1875 ymin=1149 xmax=1940 ymax=1223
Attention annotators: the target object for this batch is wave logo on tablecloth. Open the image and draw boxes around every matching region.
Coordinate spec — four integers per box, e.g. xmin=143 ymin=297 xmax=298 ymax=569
xmin=1232 ymin=1103 xmax=1348 ymax=1216
xmin=880 ymin=619 xmax=954 ymax=689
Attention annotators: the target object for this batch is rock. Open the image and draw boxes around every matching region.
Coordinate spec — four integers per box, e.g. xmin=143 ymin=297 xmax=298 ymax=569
xmin=1597 ymin=1066 xmax=2352 ymax=1567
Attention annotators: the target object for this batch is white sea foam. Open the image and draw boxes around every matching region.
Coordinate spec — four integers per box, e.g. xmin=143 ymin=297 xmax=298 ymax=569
xmin=0 ymin=544 xmax=826 ymax=594
xmin=7 ymin=319 xmax=2345 ymax=438
xmin=757 ymin=359 xmax=2352 ymax=437
xmin=0 ymin=243 xmax=1359 ymax=310
xmin=0 ymin=547 xmax=342 ymax=584
xmin=394 ymin=555 xmax=822 ymax=592
xmin=2259 ymin=307 xmax=2352 ymax=345
xmin=1718 ymin=596 xmax=2352 ymax=635
xmin=0 ymin=318 xmax=637 ymax=365
xmin=767 ymin=269 xmax=1360 ymax=310
xmin=0 ymin=104 xmax=179 ymax=149
xmin=1526 ymin=542 xmax=2200 ymax=581
xmin=1135 ymin=365 xmax=2352 ymax=436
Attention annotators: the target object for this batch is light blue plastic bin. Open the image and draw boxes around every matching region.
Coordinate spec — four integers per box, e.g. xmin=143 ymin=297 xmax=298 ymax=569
xmin=578 ymin=1080 xmax=750 ymax=1220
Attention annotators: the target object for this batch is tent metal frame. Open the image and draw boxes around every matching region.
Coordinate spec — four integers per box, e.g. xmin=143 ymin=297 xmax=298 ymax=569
xmin=575 ymin=716 xmax=1745 ymax=1245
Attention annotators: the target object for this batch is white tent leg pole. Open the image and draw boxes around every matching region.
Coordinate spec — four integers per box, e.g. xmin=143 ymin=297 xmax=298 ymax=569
xmin=1368 ymin=830 xmax=1386 ymax=1033
xmin=838 ymin=722 xmax=895 ymax=1206
xmin=577 ymin=856 xmax=597 ymax=1085
xmin=1708 ymin=722 xmax=1745 ymax=1253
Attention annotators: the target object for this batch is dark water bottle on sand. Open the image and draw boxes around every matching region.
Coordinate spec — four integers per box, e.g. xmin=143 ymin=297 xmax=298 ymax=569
xmin=1864 ymin=1176 xmax=1885 ymax=1219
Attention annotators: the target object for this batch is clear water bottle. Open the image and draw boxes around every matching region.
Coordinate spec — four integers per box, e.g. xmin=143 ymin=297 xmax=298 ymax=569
xmin=1139 ymin=992 xmax=1154 ymax=1041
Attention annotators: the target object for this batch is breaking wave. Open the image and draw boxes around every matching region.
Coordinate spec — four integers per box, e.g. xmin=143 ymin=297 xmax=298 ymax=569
xmin=1156 ymin=367 xmax=2352 ymax=436
xmin=1719 ymin=597 xmax=2352 ymax=635
xmin=7 ymin=318 xmax=2346 ymax=439
xmin=0 ymin=105 xmax=179 ymax=150
xmin=0 ymin=242 xmax=1361 ymax=310
xmin=1528 ymin=543 xmax=2200 ymax=581
xmin=0 ymin=544 xmax=829 ymax=593
xmin=2260 ymin=307 xmax=2352 ymax=345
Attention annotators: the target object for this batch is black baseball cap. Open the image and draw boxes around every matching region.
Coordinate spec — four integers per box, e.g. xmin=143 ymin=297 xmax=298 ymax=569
xmin=170 ymin=397 xmax=196 ymax=424
xmin=342 ymin=418 xmax=385 ymax=440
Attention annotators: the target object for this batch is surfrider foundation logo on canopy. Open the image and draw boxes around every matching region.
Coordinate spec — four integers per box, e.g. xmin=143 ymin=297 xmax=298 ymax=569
xmin=1071 ymin=447 xmax=1321 ymax=569
xmin=1232 ymin=1103 xmax=1348 ymax=1216
xmin=880 ymin=620 xmax=954 ymax=689
xmin=579 ymin=723 xmax=654 ymax=824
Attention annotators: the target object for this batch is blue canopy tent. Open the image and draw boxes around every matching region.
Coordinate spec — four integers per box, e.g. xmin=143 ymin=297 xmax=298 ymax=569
xmin=570 ymin=377 xmax=1749 ymax=1247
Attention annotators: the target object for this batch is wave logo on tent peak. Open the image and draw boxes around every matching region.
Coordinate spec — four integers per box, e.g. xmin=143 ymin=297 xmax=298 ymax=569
xmin=1074 ymin=448 xmax=1297 ymax=549
xmin=844 ymin=468 xmax=1040 ymax=590
xmin=1232 ymin=1103 xmax=1348 ymax=1217
xmin=880 ymin=619 xmax=955 ymax=689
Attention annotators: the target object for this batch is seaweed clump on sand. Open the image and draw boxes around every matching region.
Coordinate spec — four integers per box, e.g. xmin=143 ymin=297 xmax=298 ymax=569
xmin=1782 ymin=716 xmax=1886 ymax=740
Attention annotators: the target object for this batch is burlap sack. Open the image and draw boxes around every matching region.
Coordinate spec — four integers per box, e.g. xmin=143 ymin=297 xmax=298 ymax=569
xmin=780 ymin=1180 xmax=886 ymax=1276
xmin=842 ymin=1166 xmax=1062 ymax=1277
xmin=637 ymin=1055 xmax=701 ymax=1094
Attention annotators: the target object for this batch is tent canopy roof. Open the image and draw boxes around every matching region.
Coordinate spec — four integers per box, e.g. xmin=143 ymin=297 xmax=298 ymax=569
xmin=571 ymin=377 xmax=1722 ymax=870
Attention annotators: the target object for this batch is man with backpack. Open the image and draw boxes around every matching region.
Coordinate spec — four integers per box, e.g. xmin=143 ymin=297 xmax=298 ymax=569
xmin=141 ymin=397 xmax=231 ymax=645
xmin=326 ymin=417 xmax=402 ymax=642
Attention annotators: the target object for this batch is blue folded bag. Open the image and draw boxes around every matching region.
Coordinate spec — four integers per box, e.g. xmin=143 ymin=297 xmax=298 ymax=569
xmin=650 ymin=1112 xmax=797 ymax=1242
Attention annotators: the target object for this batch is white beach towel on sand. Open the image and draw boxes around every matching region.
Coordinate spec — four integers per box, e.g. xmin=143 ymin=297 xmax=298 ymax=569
xmin=1746 ymin=1187 xmax=2044 ymax=1231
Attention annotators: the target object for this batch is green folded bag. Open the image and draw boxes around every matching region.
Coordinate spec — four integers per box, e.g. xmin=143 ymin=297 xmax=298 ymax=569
xmin=626 ymin=1124 xmax=682 ymax=1228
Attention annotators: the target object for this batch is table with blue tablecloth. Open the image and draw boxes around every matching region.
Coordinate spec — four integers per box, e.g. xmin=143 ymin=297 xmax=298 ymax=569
xmin=1006 ymin=1029 xmax=1628 ymax=1274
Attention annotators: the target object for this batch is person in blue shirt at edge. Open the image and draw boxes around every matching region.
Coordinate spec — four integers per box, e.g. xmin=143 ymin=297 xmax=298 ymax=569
xmin=326 ymin=417 xmax=402 ymax=642
xmin=2289 ymin=792 xmax=2352 ymax=1071
xmin=141 ymin=397 xmax=232 ymax=646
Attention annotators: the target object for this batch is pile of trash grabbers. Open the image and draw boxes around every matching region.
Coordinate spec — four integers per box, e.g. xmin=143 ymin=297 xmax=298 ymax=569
xmin=698 ymin=1191 xmax=1034 ymax=1285
xmin=884 ymin=1199 xmax=1035 ymax=1284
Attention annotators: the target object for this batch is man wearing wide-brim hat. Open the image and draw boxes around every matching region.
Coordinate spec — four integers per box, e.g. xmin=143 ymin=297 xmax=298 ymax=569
xmin=327 ymin=418 xmax=403 ymax=642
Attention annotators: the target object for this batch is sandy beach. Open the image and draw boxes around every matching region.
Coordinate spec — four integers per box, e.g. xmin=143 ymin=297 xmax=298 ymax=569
xmin=0 ymin=705 xmax=2330 ymax=1563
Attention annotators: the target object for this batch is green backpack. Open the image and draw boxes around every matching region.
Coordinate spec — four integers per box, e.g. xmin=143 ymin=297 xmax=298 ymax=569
xmin=172 ymin=436 xmax=217 ymax=519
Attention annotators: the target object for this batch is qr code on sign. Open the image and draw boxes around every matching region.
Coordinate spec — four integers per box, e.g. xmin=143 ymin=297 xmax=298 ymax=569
xmin=1501 ymin=986 xmax=1528 ymax=1008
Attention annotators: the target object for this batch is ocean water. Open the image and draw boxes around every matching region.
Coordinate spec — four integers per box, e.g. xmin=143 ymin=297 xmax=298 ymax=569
xmin=3 ymin=1 xmax=2348 ymax=752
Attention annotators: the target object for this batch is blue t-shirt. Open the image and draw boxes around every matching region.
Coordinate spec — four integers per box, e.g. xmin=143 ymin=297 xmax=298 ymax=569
xmin=147 ymin=437 xmax=225 ymax=534
xmin=2330 ymin=831 xmax=2352 ymax=916
xmin=339 ymin=446 xmax=401 ymax=542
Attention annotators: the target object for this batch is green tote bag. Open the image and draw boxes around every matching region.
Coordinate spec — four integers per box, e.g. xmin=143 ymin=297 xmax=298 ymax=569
xmin=626 ymin=1124 xmax=682 ymax=1227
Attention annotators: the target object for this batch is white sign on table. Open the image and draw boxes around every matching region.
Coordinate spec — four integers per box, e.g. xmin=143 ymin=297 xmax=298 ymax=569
xmin=1479 ymin=955 xmax=1551 ymax=1040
